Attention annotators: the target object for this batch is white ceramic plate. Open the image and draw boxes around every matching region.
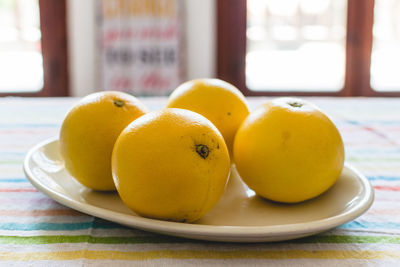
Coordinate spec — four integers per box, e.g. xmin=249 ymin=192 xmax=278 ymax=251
xmin=24 ymin=138 xmax=374 ymax=242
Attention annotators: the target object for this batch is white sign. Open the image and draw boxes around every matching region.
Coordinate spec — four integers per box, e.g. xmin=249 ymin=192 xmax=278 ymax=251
xmin=98 ymin=0 xmax=185 ymax=95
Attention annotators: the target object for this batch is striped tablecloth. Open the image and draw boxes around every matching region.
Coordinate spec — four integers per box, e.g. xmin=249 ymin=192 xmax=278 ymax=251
xmin=1 ymin=97 xmax=399 ymax=266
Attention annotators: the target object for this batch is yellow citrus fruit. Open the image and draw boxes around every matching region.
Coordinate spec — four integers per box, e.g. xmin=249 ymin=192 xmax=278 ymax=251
xmin=112 ymin=108 xmax=230 ymax=222
xmin=233 ymin=97 xmax=345 ymax=203
xmin=166 ymin=79 xmax=250 ymax=155
xmin=60 ymin=91 xmax=148 ymax=191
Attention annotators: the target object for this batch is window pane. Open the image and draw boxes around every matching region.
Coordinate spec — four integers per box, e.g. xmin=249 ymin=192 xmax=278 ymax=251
xmin=0 ymin=0 xmax=43 ymax=93
xmin=370 ymin=0 xmax=400 ymax=92
xmin=246 ymin=0 xmax=347 ymax=92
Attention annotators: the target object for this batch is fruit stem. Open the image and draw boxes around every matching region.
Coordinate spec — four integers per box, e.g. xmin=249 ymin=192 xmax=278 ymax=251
xmin=195 ymin=144 xmax=209 ymax=159
xmin=289 ymin=102 xmax=303 ymax=108
xmin=114 ymin=100 xmax=125 ymax=107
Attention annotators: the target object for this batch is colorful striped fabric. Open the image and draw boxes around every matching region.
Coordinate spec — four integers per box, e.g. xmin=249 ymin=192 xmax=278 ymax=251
xmin=1 ymin=97 xmax=399 ymax=266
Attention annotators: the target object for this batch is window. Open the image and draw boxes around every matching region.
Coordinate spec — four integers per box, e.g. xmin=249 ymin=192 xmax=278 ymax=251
xmin=217 ymin=0 xmax=400 ymax=96
xmin=246 ymin=0 xmax=347 ymax=92
xmin=0 ymin=0 xmax=42 ymax=93
xmin=370 ymin=0 xmax=400 ymax=92
xmin=0 ymin=0 xmax=68 ymax=96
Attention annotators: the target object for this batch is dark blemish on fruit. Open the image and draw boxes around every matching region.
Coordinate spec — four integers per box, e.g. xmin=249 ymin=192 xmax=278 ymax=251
xmin=227 ymin=112 xmax=231 ymax=116
xmin=282 ymin=131 xmax=291 ymax=140
xmin=217 ymin=143 xmax=220 ymax=149
xmin=281 ymin=131 xmax=291 ymax=146
xmin=288 ymin=102 xmax=303 ymax=108
xmin=195 ymin=144 xmax=209 ymax=159
xmin=113 ymin=99 xmax=124 ymax=107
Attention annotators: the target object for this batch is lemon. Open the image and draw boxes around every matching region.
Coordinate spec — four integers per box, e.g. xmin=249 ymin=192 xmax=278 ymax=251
xmin=112 ymin=108 xmax=231 ymax=222
xmin=234 ymin=97 xmax=345 ymax=203
xmin=166 ymin=79 xmax=250 ymax=155
xmin=59 ymin=91 xmax=148 ymax=191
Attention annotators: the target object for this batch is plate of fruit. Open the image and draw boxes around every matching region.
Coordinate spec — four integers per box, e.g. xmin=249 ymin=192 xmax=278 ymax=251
xmin=24 ymin=79 xmax=374 ymax=242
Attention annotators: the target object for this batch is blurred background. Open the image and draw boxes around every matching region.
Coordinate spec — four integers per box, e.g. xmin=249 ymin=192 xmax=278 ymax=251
xmin=0 ymin=0 xmax=399 ymax=97
xmin=246 ymin=0 xmax=400 ymax=93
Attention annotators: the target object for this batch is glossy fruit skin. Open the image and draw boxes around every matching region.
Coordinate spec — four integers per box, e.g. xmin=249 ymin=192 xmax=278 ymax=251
xmin=112 ymin=108 xmax=231 ymax=223
xmin=233 ymin=97 xmax=345 ymax=203
xmin=59 ymin=91 xmax=148 ymax=191
xmin=166 ymin=79 xmax=250 ymax=155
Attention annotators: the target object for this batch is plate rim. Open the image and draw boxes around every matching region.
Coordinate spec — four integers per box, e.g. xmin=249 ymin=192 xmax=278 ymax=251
xmin=24 ymin=137 xmax=375 ymax=241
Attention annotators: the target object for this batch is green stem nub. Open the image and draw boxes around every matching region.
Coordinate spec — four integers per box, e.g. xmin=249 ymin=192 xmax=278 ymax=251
xmin=114 ymin=100 xmax=124 ymax=107
xmin=289 ymin=102 xmax=303 ymax=108
xmin=196 ymin=144 xmax=209 ymax=159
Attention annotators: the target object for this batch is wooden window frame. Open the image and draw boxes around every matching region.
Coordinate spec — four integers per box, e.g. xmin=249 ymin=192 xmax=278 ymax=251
xmin=0 ymin=0 xmax=69 ymax=97
xmin=217 ymin=0 xmax=400 ymax=96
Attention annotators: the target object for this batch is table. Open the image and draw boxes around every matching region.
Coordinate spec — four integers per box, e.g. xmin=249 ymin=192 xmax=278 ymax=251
xmin=1 ymin=97 xmax=399 ymax=266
